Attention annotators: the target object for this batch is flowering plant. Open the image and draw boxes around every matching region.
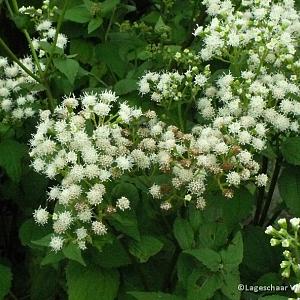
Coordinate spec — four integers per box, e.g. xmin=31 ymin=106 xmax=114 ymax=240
xmin=0 ymin=0 xmax=300 ymax=299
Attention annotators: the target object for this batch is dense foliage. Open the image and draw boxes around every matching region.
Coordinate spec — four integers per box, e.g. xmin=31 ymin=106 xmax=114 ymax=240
xmin=1 ymin=0 xmax=300 ymax=299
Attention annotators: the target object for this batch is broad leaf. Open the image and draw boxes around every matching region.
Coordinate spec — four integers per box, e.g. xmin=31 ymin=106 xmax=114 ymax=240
xmin=63 ymin=243 xmax=86 ymax=266
xmin=278 ymin=166 xmax=300 ymax=216
xmin=281 ymin=137 xmax=300 ymax=165
xmin=65 ymin=5 xmax=91 ymax=23
xmin=0 ymin=139 xmax=26 ymax=182
xmin=173 ymin=218 xmax=194 ymax=250
xmin=53 ymin=58 xmax=80 ymax=85
xmin=221 ymin=232 xmax=243 ymax=272
xmin=128 ymin=235 xmax=163 ymax=263
xmin=110 ymin=210 xmax=140 ymax=241
xmin=66 ymin=262 xmax=119 ymax=300
xmin=184 ymin=248 xmax=221 ymax=272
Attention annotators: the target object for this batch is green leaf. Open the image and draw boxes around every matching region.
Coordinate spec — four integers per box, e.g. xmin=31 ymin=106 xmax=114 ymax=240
xmin=115 ymin=79 xmax=137 ymax=95
xmin=187 ymin=273 xmax=222 ymax=300
xmin=198 ymin=223 xmax=228 ymax=250
xmin=41 ymin=251 xmax=64 ymax=266
xmin=31 ymin=234 xmax=52 ymax=247
xmin=221 ymin=232 xmax=243 ymax=272
xmin=184 ymin=248 xmax=221 ymax=272
xmin=112 ymin=182 xmax=139 ymax=207
xmin=65 ymin=5 xmax=91 ymax=23
xmin=88 ymin=18 xmax=103 ymax=33
xmin=128 ymin=292 xmax=184 ymax=300
xmin=281 ymin=137 xmax=300 ymax=166
xmin=222 ymin=188 xmax=253 ymax=231
xmin=66 ymin=262 xmax=119 ymax=300
xmin=0 ymin=139 xmax=26 ymax=182
xmin=221 ymin=271 xmax=240 ymax=300
xmin=129 ymin=235 xmax=163 ymax=263
xmin=92 ymin=237 xmax=131 ymax=268
xmin=95 ymin=43 xmax=126 ymax=78
xmin=101 ymin=0 xmax=120 ymax=15
xmin=0 ymin=264 xmax=12 ymax=300
xmin=12 ymin=14 xmax=31 ymax=30
xmin=53 ymin=58 xmax=80 ymax=85
xmin=110 ymin=210 xmax=140 ymax=240
xmin=154 ymin=16 xmax=167 ymax=32
xmin=70 ymin=39 xmax=94 ymax=65
xmin=188 ymin=205 xmax=204 ymax=232
xmin=19 ymin=219 xmax=51 ymax=248
xmin=63 ymin=243 xmax=86 ymax=266
xmin=173 ymin=218 xmax=194 ymax=250
xmin=242 ymin=226 xmax=281 ymax=276
xmin=278 ymin=166 xmax=300 ymax=216
xmin=30 ymin=266 xmax=57 ymax=300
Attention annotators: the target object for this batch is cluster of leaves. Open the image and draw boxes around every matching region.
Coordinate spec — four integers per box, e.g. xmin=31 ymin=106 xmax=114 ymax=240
xmin=0 ymin=0 xmax=300 ymax=300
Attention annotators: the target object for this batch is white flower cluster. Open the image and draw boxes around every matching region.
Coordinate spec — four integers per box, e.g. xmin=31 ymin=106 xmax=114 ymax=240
xmin=31 ymin=89 xmax=266 ymax=250
xmin=19 ymin=2 xmax=67 ymax=56
xmin=30 ymin=91 xmax=146 ymax=250
xmin=0 ymin=56 xmax=39 ymax=122
xmin=138 ymin=65 xmax=210 ymax=105
xmin=266 ymin=218 xmax=300 ymax=279
xmin=194 ymin=0 xmax=300 ymax=70
xmin=197 ymin=72 xmax=300 ymax=148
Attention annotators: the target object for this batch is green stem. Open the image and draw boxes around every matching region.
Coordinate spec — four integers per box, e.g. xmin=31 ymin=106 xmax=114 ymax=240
xmin=177 ymin=102 xmax=184 ymax=131
xmin=44 ymin=0 xmax=69 ymax=75
xmin=259 ymin=157 xmax=282 ymax=226
xmin=10 ymin=0 xmax=18 ymax=12
xmin=105 ymin=7 xmax=116 ymax=42
xmin=23 ymin=30 xmax=43 ymax=74
xmin=4 ymin=0 xmax=14 ymax=16
xmin=253 ymin=156 xmax=268 ymax=225
xmin=0 ymin=38 xmax=41 ymax=83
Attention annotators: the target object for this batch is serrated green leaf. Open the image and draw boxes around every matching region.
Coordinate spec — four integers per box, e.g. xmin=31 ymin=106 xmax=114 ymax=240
xmin=41 ymin=251 xmax=64 ymax=266
xmin=115 ymin=79 xmax=137 ymax=95
xmin=65 ymin=5 xmax=91 ymax=23
xmin=278 ymin=166 xmax=300 ymax=216
xmin=66 ymin=261 xmax=119 ymax=300
xmin=221 ymin=232 xmax=243 ymax=272
xmin=88 ymin=18 xmax=103 ymax=33
xmin=281 ymin=137 xmax=300 ymax=166
xmin=19 ymin=219 xmax=51 ymax=248
xmin=93 ymin=237 xmax=131 ymax=268
xmin=110 ymin=210 xmax=140 ymax=240
xmin=53 ymin=58 xmax=80 ymax=85
xmin=63 ymin=243 xmax=86 ymax=266
xmin=0 ymin=139 xmax=26 ymax=182
xmin=173 ymin=218 xmax=194 ymax=250
xmin=184 ymin=248 xmax=221 ymax=272
xmin=129 ymin=235 xmax=163 ymax=263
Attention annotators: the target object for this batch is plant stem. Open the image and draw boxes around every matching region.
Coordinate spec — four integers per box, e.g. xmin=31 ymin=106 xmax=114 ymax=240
xmin=0 ymin=38 xmax=41 ymax=83
xmin=44 ymin=0 xmax=69 ymax=75
xmin=177 ymin=102 xmax=184 ymax=131
xmin=259 ymin=157 xmax=282 ymax=226
xmin=105 ymin=8 xmax=116 ymax=42
xmin=253 ymin=156 xmax=268 ymax=225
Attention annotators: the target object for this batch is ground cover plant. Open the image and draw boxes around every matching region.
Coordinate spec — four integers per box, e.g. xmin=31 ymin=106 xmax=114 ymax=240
xmin=1 ymin=0 xmax=300 ymax=299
